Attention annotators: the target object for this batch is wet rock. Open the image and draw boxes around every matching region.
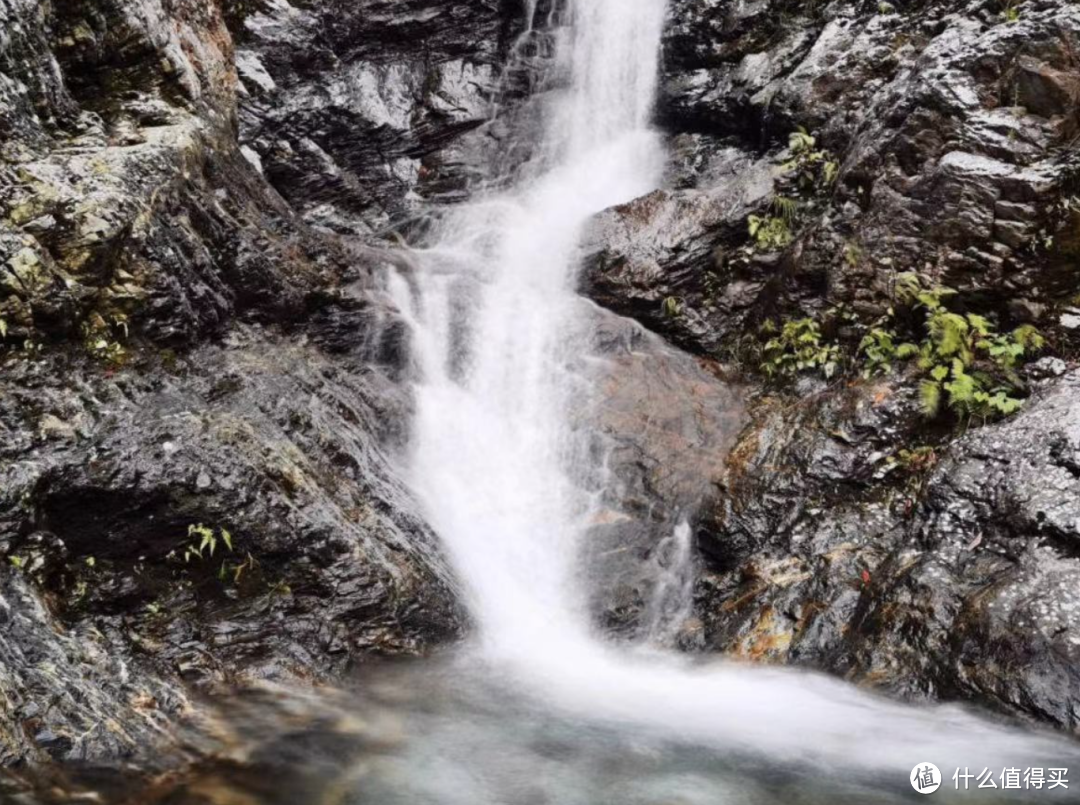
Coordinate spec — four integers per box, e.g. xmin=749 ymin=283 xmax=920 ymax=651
xmin=0 ymin=0 xmax=342 ymax=347
xmin=0 ymin=0 xmax=470 ymax=770
xmin=592 ymin=0 xmax=1080 ymax=360
xmin=581 ymin=146 xmax=782 ymax=355
xmin=0 ymin=680 xmax=409 ymax=802
xmin=0 ymin=569 xmax=191 ymax=765
xmin=691 ymin=370 xmax=1080 ymax=734
xmin=233 ymin=0 xmax=522 ymax=233
xmin=577 ymin=306 xmax=746 ymax=637
xmin=1 ymin=327 xmax=464 ymax=688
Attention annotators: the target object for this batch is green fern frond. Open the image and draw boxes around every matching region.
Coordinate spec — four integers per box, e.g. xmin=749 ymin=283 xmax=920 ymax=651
xmin=919 ymin=380 xmax=942 ymax=417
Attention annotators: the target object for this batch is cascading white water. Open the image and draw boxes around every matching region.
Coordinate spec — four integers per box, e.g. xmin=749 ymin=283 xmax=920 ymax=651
xmin=391 ymin=0 xmax=1076 ymax=777
xmin=396 ymin=0 xmax=667 ymax=662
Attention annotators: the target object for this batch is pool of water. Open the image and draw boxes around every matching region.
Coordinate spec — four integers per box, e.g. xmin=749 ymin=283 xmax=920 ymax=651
xmin=10 ymin=652 xmax=1076 ymax=805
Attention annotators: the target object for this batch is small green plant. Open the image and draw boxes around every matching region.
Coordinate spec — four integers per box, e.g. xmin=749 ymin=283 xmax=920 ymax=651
xmin=882 ymin=446 xmax=941 ymax=496
xmin=89 ymin=158 xmax=112 ymax=177
xmin=781 ymin=128 xmax=839 ymax=191
xmin=1000 ymin=0 xmax=1021 ymax=23
xmin=268 ymin=580 xmax=292 ymax=597
xmin=71 ymin=579 xmax=89 ymax=604
xmin=760 ymin=317 xmax=841 ymax=380
xmin=661 ymin=296 xmax=683 ymax=318
xmin=859 ymin=324 xmax=919 ymax=377
xmin=748 ymin=196 xmax=800 ymax=251
xmin=747 ymin=214 xmax=794 ymax=251
xmin=742 ymin=127 xmax=838 ymax=257
xmin=219 ymin=552 xmax=258 ymax=585
xmin=81 ymin=313 xmax=128 ymax=366
xmin=171 ymin=524 xmax=263 ymax=590
xmin=8 ymin=555 xmax=26 ymax=570
xmin=867 ymin=274 xmax=1045 ymax=420
xmin=178 ymin=523 xmax=233 ymax=563
xmin=888 ymin=446 xmax=939 ymax=475
xmin=843 ymin=241 xmax=863 ymax=268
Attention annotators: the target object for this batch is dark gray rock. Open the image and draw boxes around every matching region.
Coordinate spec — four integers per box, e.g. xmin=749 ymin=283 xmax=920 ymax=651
xmin=0 ymin=569 xmax=191 ymax=766
xmin=0 ymin=320 xmax=465 ymax=764
xmin=0 ymin=0 xmax=344 ymax=347
xmin=587 ymin=0 xmax=1080 ymax=359
xmin=691 ymin=370 xmax=1080 ymax=734
xmin=575 ymin=306 xmax=746 ymax=637
xmin=233 ymin=0 xmax=527 ymax=235
xmin=0 ymin=0 xmax=470 ymax=770
xmin=581 ymin=144 xmax=779 ymax=355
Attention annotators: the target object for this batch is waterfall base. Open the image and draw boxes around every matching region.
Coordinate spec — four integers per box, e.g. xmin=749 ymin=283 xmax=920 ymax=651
xmin=8 ymin=654 xmax=1076 ymax=804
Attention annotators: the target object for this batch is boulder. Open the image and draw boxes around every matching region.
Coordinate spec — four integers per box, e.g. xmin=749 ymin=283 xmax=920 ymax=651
xmin=576 ymin=306 xmax=746 ymax=637
xmin=692 ymin=370 xmax=1080 ymax=734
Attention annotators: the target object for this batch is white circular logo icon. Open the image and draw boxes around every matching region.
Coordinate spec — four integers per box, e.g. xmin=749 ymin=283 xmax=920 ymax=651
xmin=911 ymin=762 xmax=942 ymax=794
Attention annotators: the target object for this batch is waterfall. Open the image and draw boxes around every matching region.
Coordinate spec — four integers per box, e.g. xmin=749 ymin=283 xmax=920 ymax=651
xmin=643 ymin=520 xmax=697 ymax=645
xmin=396 ymin=0 xmax=667 ymax=661
xmin=389 ymin=0 xmax=1072 ymax=775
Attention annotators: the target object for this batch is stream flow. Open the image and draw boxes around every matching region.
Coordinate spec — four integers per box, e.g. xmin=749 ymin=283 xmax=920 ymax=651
xmin=385 ymin=1 xmax=1079 ymax=800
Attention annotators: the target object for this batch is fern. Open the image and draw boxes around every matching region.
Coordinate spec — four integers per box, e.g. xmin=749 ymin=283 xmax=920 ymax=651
xmin=895 ymin=342 xmax=920 ymax=359
xmin=860 ymin=325 xmax=920 ymax=377
xmin=747 ymin=215 xmax=793 ymax=251
xmin=869 ymin=274 xmax=1045 ymax=421
xmin=760 ymin=317 xmax=841 ymax=380
xmin=772 ymin=195 xmax=799 ymax=222
xmin=928 ymin=311 xmax=970 ymax=359
xmin=919 ymin=380 xmax=942 ymax=417
xmin=789 ymin=127 xmax=816 ymax=153
xmin=661 ymin=296 xmax=683 ymax=318
xmin=943 ymin=361 xmax=978 ymax=412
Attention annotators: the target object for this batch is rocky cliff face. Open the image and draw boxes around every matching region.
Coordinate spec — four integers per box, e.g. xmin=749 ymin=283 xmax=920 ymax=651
xmin=578 ymin=0 xmax=1080 ymax=735
xmin=231 ymin=0 xmax=522 ymax=233
xmin=685 ymin=366 xmax=1080 ymax=733
xmin=0 ymin=0 xmax=517 ymax=766
xmin=585 ymin=0 xmax=1080 ymax=354
xmin=2 ymin=0 xmax=1079 ymax=779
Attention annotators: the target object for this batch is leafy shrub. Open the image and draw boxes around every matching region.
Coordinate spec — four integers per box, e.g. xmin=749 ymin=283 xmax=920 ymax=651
xmin=860 ymin=274 xmax=1044 ymax=419
xmin=759 ymin=317 xmax=841 ymax=380
xmin=781 ymin=128 xmax=839 ymax=190
xmin=744 ymin=127 xmax=837 ymax=254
